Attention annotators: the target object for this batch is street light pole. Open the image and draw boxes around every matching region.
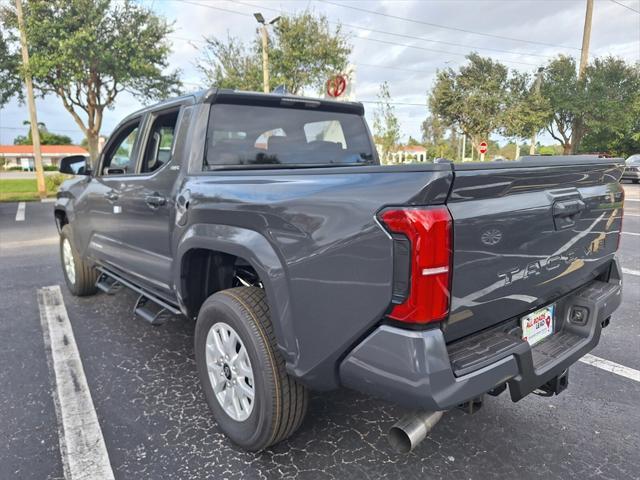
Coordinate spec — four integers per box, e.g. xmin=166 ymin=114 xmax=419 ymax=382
xmin=530 ymin=66 xmax=544 ymax=155
xmin=15 ymin=0 xmax=46 ymax=199
xmin=254 ymin=13 xmax=280 ymax=94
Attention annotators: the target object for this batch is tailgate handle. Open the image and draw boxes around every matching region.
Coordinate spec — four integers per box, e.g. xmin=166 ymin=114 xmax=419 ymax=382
xmin=553 ymin=198 xmax=585 ymax=218
xmin=553 ymin=198 xmax=585 ymax=229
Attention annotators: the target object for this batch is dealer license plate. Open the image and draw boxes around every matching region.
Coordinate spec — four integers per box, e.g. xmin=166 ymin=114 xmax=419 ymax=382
xmin=521 ymin=305 xmax=554 ymax=346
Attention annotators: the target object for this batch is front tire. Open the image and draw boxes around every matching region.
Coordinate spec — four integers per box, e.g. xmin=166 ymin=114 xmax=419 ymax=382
xmin=59 ymin=225 xmax=98 ymax=296
xmin=195 ymin=287 xmax=308 ymax=451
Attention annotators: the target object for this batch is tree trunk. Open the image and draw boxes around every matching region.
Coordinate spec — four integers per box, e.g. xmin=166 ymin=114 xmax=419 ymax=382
xmin=86 ymin=132 xmax=100 ymax=170
xmin=571 ymin=122 xmax=583 ymax=154
xmin=562 ymin=142 xmax=572 ymax=155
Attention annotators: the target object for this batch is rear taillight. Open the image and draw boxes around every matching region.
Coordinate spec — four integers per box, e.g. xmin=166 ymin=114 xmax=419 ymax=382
xmin=379 ymin=207 xmax=452 ymax=324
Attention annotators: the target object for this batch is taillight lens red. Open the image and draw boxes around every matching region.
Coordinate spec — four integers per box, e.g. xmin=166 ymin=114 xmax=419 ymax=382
xmin=379 ymin=207 xmax=452 ymax=324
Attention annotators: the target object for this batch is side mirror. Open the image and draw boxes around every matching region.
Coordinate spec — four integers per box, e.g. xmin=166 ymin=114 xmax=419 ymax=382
xmin=59 ymin=155 xmax=91 ymax=175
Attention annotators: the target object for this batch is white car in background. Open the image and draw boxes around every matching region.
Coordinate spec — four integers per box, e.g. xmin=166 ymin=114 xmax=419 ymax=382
xmin=622 ymin=154 xmax=640 ymax=184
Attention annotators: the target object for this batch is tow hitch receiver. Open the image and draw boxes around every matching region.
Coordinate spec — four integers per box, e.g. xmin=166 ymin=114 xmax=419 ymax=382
xmin=534 ymin=369 xmax=569 ymax=397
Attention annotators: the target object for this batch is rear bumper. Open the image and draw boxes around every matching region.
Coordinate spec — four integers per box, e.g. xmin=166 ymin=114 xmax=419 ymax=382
xmin=339 ymin=259 xmax=623 ymax=410
xmin=622 ymin=170 xmax=640 ymax=180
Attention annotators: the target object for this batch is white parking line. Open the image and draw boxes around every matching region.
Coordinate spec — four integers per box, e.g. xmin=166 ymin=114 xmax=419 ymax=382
xmin=622 ymin=267 xmax=640 ymax=277
xmin=625 ymin=198 xmax=640 ymax=203
xmin=0 ymin=236 xmax=59 ymax=251
xmin=624 ymin=213 xmax=640 ymax=217
xmin=15 ymin=202 xmax=25 ymax=221
xmin=621 ymin=232 xmax=640 ymax=236
xmin=579 ymin=354 xmax=640 ymax=383
xmin=38 ymin=286 xmax=115 ymax=480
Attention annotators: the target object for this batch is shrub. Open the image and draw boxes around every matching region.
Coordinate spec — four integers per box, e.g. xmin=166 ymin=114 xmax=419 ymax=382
xmin=45 ymin=174 xmax=67 ymax=192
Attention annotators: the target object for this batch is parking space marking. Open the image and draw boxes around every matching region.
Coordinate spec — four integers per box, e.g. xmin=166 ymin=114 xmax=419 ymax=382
xmin=624 ymin=213 xmax=640 ymax=217
xmin=625 ymin=198 xmax=640 ymax=203
xmin=579 ymin=354 xmax=640 ymax=383
xmin=15 ymin=202 xmax=25 ymax=221
xmin=38 ymin=285 xmax=115 ymax=480
xmin=0 ymin=236 xmax=59 ymax=251
xmin=621 ymin=232 xmax=640 ymax=236
xmin=622 ymin=267 xmax=640 ymax=276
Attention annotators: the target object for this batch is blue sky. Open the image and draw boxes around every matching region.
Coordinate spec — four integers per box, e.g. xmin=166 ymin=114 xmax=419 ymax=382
xmin=1 ymin=0 xmax=639 ymax=146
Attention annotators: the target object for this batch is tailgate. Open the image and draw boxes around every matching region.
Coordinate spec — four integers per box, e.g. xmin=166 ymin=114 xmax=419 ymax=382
xmin=444 ymin=159 xmax=624 ymax=341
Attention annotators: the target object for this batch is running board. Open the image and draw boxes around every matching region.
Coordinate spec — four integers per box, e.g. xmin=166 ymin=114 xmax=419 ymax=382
xmin=95 ymin=272 xmax=122 ymax=295
xmin=134 ymin=294 xmax=172 ymax=326
xmin=95 ymin=267 xmax=181 ymax=326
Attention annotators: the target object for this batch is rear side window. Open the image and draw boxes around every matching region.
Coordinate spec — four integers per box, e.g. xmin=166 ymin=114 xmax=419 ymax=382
xmin=205 ymin=104 xmax=375 ymax=168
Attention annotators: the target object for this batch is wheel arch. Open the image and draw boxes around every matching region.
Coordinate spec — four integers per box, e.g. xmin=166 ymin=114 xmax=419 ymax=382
xmin=175 ymin=223 xmax=297 ymax=366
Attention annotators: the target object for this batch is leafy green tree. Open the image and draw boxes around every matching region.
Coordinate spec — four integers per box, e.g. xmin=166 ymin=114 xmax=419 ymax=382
xmin=500 ymin=71 xmax=551 ymax=151
xmin=13 ymin=121 xmax=73 ymax=145
xmin=0 ymin=30 xmax=22 ymax=107
xmin=429 ymin=53 xmax=509 ymax=155
xmin=540 ymin=56 xmax=583 ymax=154
xmin=197 ymin=11 xmax=350 ymax=95
xmin=421 ymin=115 xmax=446 ymax=145
xmin=197 ymin=33 xmax=263 ymax=91
xmin=372 ymin=82 xmax=400 ymax=163
xmin=580 ymin=57 xmax=640 ymax=156
xmin=1 ymin=0 xmax=181 ymax=162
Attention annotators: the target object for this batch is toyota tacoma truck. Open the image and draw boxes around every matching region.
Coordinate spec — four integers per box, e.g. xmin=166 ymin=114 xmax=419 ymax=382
xmin=54 ymin=89 xmax=625 ymax=452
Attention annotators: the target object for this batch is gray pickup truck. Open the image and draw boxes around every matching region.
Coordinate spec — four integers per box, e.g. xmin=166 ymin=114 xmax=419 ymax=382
xmin=55 ymin=89 xmax=624 ymax=453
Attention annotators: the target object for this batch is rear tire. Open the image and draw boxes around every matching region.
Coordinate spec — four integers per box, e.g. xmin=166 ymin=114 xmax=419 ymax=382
xmin=59 ymin=225 xmax=98 ymax=296
xmin=195 ymin=287 xmax=308 ymax=451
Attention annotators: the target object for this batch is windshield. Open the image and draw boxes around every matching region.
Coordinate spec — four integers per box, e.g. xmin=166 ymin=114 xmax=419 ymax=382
xmin=626 ymin=154 xmax=640 ymax=165
xmin=205 ymin=104 xmax=376 ymax=168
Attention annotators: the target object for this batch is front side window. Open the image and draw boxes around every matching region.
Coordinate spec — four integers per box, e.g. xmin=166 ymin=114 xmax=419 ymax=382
xmin=102 ymin=122 xmax=140 ymax=175
xmin=205 ymin=104 xmax=375 ymax=168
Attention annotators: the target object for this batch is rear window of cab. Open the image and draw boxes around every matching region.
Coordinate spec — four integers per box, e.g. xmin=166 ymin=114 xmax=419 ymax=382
xmin=204 ymin=103 xmax=375 ymax=168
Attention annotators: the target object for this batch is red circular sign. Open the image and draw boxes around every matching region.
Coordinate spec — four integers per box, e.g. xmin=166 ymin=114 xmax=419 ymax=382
xmin=479 ymin=141 xmax=488 ymax=154
xmin=326 ymin=75 xmax=347 ymax=98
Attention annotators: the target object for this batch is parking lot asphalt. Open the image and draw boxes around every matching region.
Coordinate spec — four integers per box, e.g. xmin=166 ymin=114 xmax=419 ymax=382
xmin=0 ymin=185 xmax=639 ymax=480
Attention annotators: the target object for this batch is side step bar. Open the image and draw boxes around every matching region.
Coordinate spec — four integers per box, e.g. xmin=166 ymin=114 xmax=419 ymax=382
xmin=95 ymin=267 xmax=181 ymax=326
xmin=96 ymin=272 xmax=122 ymax=295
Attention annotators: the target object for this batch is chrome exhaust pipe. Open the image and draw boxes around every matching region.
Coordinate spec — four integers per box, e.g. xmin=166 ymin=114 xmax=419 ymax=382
xmin=388 ymin=411 xmax=444 ymax=453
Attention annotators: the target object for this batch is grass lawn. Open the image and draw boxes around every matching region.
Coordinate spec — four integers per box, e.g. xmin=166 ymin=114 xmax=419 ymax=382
xmin=0 ymin=178 xmax=57 ymax=202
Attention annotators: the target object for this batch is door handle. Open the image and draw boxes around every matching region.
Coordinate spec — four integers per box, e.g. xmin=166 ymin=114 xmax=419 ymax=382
xmin=104 ymin=191 xmax=119 ymax=202
xmin=552 ymin=198 xmax=585 ymax=230
xmin=145 ymin=193 xmax=166 ymax=208
xmin=553 ymin=199 xmax=585 ymax=218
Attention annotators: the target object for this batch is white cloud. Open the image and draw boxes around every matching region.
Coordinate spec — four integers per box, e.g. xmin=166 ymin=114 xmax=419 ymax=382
xmin=1 ymin=0 xmax=638 ymax=145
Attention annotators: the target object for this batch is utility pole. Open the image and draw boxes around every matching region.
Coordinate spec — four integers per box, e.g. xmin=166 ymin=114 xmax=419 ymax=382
xmin=530 ymin=67 xmax=544 ymax=155
xmin=15 ymin=0 xmax=45 ymax=198
xmin=254 ymin=13 xmax=280 ymax=94
xmin=572 ymin=0 xmax=594 ymax=153
xmin=578 ymin=0 xmax=594 ymax=80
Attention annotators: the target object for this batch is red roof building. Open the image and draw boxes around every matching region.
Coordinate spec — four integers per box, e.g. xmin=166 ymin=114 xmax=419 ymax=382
xmin=0 ymin=145 xmax=88 ymax=170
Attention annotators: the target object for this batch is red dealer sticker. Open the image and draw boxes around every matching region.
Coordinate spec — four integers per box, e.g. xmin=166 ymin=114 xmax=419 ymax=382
xmin=326 ymin=75 xmax=347 ymax=98
xmin=521 ymin=304 xmax=555 ymax=346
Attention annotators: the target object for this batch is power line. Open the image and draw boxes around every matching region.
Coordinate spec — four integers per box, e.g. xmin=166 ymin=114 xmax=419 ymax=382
xmin=180 ymin=0 xmax=540 ymax=67
xmin=360 ymin=100 xmax=425 ymax=107
xmin=609 ymin=0 xmax=640 ymax=14
xmin=351 ymin=36 xmax=539 ymax=67
xmin=229 ymin=0 xmax=555 ymax=60
xmin=170 ymin=35 xmax=439 ymax=75
xmin=318 ymin=0 xmax=583 ymax=51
